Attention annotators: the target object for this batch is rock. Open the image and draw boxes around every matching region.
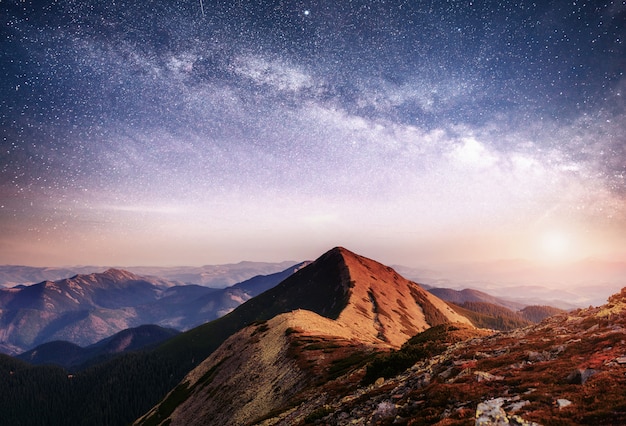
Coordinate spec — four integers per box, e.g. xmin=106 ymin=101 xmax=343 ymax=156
xmin=556 ymin=398 xmax=572 ymax=409
xmin=565 ymin=368 xmax=597 ymax=385
xmin=476 ymin=398 xmax=542 ymax=426
xmin=507 ymin=400 xmax=530 ymax=412
xmin=474 ymin=371 xmax=505 ymax=382
xmin=527 ymin=351 xmax=548 ymax=362
xmin=372 ymin=401 xmax=396 ymax=422
xmin=509 ymin=414 xmax=542 ymax=425
xmin=616 ymin=356 xmax=626 ymax=364
xmin=374 ymin=377 xmax=385 ymax=387
xmin=476 ymin=398 xmax=508 ymax=425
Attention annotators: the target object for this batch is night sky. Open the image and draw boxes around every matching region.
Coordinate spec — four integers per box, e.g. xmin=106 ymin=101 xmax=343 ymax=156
xmin=1 ymin=0 xmax=625 ymax=267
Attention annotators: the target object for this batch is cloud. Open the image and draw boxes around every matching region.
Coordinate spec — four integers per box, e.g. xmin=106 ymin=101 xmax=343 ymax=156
xmin=447 ymin=137 xmax=498 ymax=168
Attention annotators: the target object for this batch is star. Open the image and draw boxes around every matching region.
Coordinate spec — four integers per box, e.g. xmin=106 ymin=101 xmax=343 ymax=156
xmin=0 ymin=0 xmax=624 ymax=267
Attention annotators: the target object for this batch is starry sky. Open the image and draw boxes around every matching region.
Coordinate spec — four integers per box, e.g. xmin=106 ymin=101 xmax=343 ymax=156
xmin=1 ymin=0 xmax=625 ymax=268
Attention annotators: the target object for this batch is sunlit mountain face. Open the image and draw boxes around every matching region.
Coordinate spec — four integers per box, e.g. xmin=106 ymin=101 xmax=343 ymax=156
xmin=1 ymin=0 xmax=624 ymax=268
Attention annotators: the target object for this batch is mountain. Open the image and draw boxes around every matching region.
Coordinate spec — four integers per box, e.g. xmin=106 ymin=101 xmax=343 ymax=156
xmin=135 ymin=247 xmax=474 ymax=426
xmin=2 ymin=247 xmax=624 ymax=426
xmin=520 ymin=305 xmax=566 ymax=322
xmin=17 ymin=324 xmax=180 ymax=370
xmin=154 ymin=247 xmax=473 ymax=369
xmin=237 ymin=287 xmax=626 ymax=425
xmin=124 ymin=261 xmax=299 ymax=288
xmin=447 ymin=301 xmax=534 ymax=331
xmin=428 ymin=287 xmax=526 ymax=310
xmin=0 ymin=264 xmax=304 ymax=354
xmin=0 ymin=261 xmax=299 ymax=288
xmin=428 ymin=289 xmax=566 ymax=330
xmin=0 ymin=246 xmax=473 ymax=426
xmin=0 ymin=269 xmax=173 ymax=352
xmin=0 ymin=265 xmax=107 ymax=288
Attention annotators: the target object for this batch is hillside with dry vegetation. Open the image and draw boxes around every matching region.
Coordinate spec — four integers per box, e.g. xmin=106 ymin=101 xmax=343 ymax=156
xmin=258 ymin=288 xmax=626 ymax=425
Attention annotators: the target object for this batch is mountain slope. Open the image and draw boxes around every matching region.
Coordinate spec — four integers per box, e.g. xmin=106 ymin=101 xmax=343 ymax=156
xmin=447 ymin=301 xmax=534 ymax=331
xmin=136 ymin=310 xmax=390 ymax=426
xmin=136 ymin=247 xmax=474 ymax=426
xmin=0 ymin=269 xmax=172 ymax=351
xmin=258 ymin=287 xmax=626 ymax=425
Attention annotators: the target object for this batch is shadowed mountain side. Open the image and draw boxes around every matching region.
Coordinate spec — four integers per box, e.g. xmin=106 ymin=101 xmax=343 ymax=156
xmin=153 ymin=247 xmax=356 ymax=367
xmin=17 ymin=325 xmax=180 ymax=370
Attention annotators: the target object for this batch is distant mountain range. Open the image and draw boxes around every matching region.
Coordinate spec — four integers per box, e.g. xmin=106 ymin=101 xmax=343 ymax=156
xmin=428 ymin=287 xmax=526 ymax=311
xmin=6 ymin=258 xmax=624 ymax=308
xmin=0 ymin=261 xmax=298 ymax=288
xmin=0 ymin=264 xmax=305 ymax=354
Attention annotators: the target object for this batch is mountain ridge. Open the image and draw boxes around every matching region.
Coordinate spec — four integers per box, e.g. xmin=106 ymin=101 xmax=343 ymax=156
xmin=0 ymin=261 xmax=299 ymax=288
xmin=0 ymin=264 xmax=304 ymax=354
xmin=136 ymin=247 xmax=475 ymax=425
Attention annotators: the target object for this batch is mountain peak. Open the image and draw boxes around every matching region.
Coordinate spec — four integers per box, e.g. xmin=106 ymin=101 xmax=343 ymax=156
xmin=328 ymin=247 xmax=473 ymax=347
xmin=101 ymin=268 xmax=141 ymax=281
xmin=224 ymin=246 xmax=472 ymax=348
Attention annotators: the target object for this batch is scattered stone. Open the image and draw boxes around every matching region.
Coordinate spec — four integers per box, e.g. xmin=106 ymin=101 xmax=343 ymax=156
xmin=556 ymin=398 xmax=572 ymax=409
xmin=372 ymin=401 xmax=396 ymax=422
xmin=509 ymin=414 xmax=542 ymax=426
xmin=527 ymin=351 xmax=549 ymax=362
xmin=476 ymin=398 xmax=508 ymax=426
xmin=476 ymin=398 xmax=542 ymax=426
xmin=374 ymin=377 xmax=385 ymax=386
xmin=474 ymin=371 xmax=505 ymax=382
xmin=616 ymin=356 xmax=626 ymax=364
xmin=565 ymin=368 xmax=597 ymax=385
